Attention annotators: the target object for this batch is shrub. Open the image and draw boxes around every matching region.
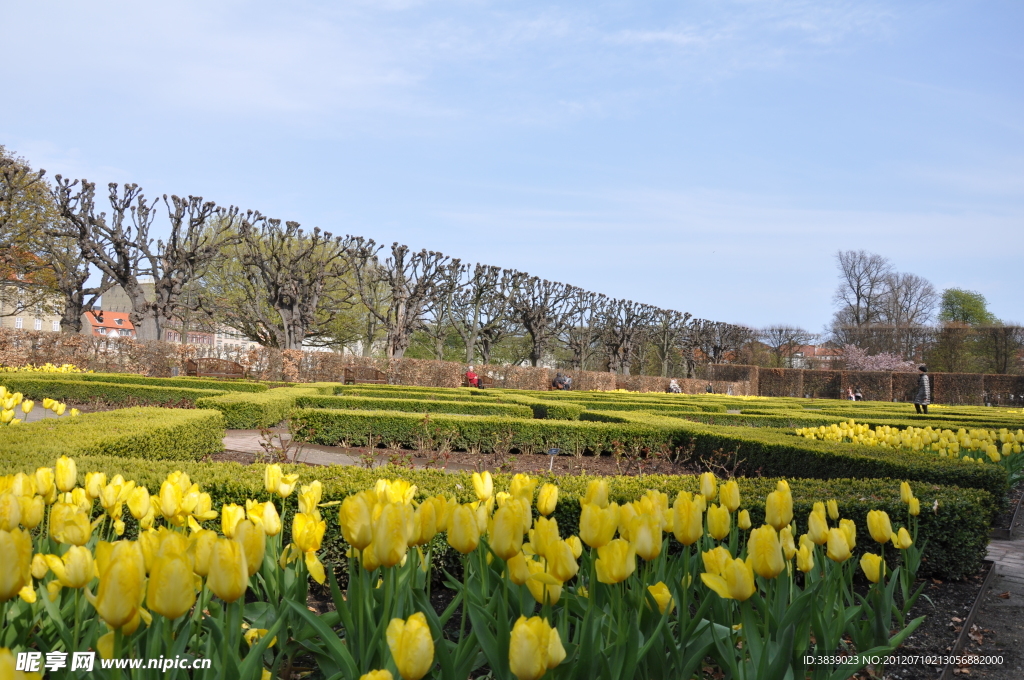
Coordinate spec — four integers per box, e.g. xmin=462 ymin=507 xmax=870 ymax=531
xmin=195 ymin=387 xmax=323 ymax=429
xmin=0 ymin=376 xmax=229 ymax=406
xmin=294 ymin=394 xmax=534 ymax=418
xmin=0 ymin=407 xmax=224 ymax=462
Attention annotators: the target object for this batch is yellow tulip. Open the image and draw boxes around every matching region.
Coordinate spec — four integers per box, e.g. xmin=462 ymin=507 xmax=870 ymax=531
xmin=545 ymin=540 xmax=579 ymax=582
xmin=699 ymin=472 xmax=717 ymax=501
xmin=900 ymin=481 xmax=913 ymax=505
xmin=44 ymin=546 xmax=94 ymax=588
xmin=826 ymin=499 xmax=839 ymax=521
xmin=780 ymin=526 xmax=797 ymax=560
xmin=360 ymin=672 xmax=394 ymax=680
xmin=265 ymin=465 xmax=300 ymax=498
xmin=158 ymin=481 xmax=183 ymax=525
xmin=582 ymin=479 xmax=609 ymax=508
xmin=747 ymin=525 xmax=785 ymax=579
xmin=507 ymin=552 xmax=531 ymax=585
xmin=147 ymin=551 xmax=196 ymax=620
xmin=410 ymin=500 xmax=438 ymax=547
xmin=629 ymin=513 xmax=663 ymax=561
xmin=0 ymin=528 xmax=34 ymax=602
xmin=860 ymin=553 xmax=885 ymax=583
xmin=706 ymin=504 xmax=730 ymax=541
xmin=796 ymin=543 xmax=814 ymax=573
xmin=536 ymin=483 xmax=558 ymax=516
xmin=386 ymin=612 xmax=435 ymax=680
xmin=737 ymin=509 xmax=751 ymax=531
xmin=31 ymin=553 xmax=48 ymax=580
xmin=701 ymin=556 xmax=756 ymax=601
xmin=34 ymin=467 xmax=55 ymax=499
xmin=235 ymin=520 xmax=267 ymax=577
xmin=17 ymin=495 xmax=44 ymax=529
xmin=89 ymin=541 xmax=146 ymax=629
xmin=528 ymin=516 xmax=560 ymax=559
xmin=127 ymin=487 xmax=151 ymax=521
xmin=0 ymin=493 xmax=21 ymax=531
xmin=509 ymin=615 xmax=565 ymax=680
xmin=525 ymin=559 xmax=562 ymax=605
xmin=826 ymin=528 xmax=852 ymax=562
xmin=510 ymin=474 xmax=538 ymax=502
xmin=373 ymin=503 xmax=412 ymax=568
xmin=339 ymin=492 xmax=375 ymax=550
xmin=20 ymin=399 xmax=34 ymax=414
xmin=702 ymin=545 xmax=731 ymax=576
xmin=840 ymin=519 xmax=857 ymax=549
xmin=867 ymin=510 xmax=892 ymax=544
xmin=490 ymin=505 xmax=525 ymax=561
xmin=207 ymin=538 xmax=249 ymax=603
xmin=54 ymin=454 xmax=77 ymax=491
xmin=647 ymin=581 xmax=675 ymax=614
xmin=84 ymin=472 xmax=106 ymax=500
xmin=807 ymin=509 xmax=829 ymax=545
xmin=892 ymin=527 xmax=913 ymax=550
xmin=246 ymin=500 xmax=282 ymax=536
xmin=616 ymin=503 xmax=637 ymax=540
xmin=221 ymin=503 xmax=246 ymax=538
xmin=472 ymin=471 xmax=494 ymax=501
xmin=908 ymin=497 xmax=920 ymax=516
xmin=565 ymin=535 xmax=582 ymax=559
xmin=580 ymin=503 xmax=619 ymax=549
xmin=595 ymin=539 xmax=636 ymax=584
xmin=448 ymin=505 xmax=481 ymax=555
xmin=719 ymin=480 xmax=740 ymax=512
xmin=49 ymin=503 xmax=91 ymax=546
xmin=188 ymin=529 xmax=218 ymax=577
xmin=765 ymin=490 xmax=793 ymax=531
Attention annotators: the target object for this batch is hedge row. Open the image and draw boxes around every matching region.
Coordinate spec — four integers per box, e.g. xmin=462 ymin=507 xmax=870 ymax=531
xmin=289 ymin=407 xmax=1008 ymax=511
xmin=0 ymin=376 xmax=229 ymax=406
xmin=195 ymin=387 xmax=328 ymax=429
xmin=294 ymin=394 xmax=534 ymax=418
xmin=503 ymin=395 xmax=586 ymax=420
xmin=0 ymin=407 xmax=225 ymax=462
xmin=9 ymin=372 xmax=269 ymax=392
xmin=0 ymin=449 xmax=988 ymax=579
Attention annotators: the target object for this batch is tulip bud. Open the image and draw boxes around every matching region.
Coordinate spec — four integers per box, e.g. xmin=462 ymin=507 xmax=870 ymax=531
xmin=148 ymin=551 xmax=197 ymax=620
xmin=0 ymin=493 xmax=22 ymax=531
xmin=867 ymin=510 xmax=892 ymax=544
xmin=579 ymin=503 xmax=619 ymax=549
xmin=647 ymin=581 xmax=675 ymax=614
xmin=701 ymin=545 xmax=731 ymax=576
xmin=860 ymin=552 xmax=885 ymax=584
xmin=908 ymin=497 xmax=920 ymax=516
xmin=247 ymin=500 xmax=282 ymax=536
xmin=737 ymin=509 xmax=751 ymax=531
xmin=448 ymin=505 xmax=481 ymax=555
xmin=90 ymin=541 xmax=145 ymax=629
xmin=235 ymin=519 xmax=267 ymax=577
xmin=699 ymin=472 xmax=717 ymax=501
xmin=472 ymin=471 xmax=494 ymax=501
xmin=0 ymin=528 xmax=34 ymax=603
xmin=34 ymin=467 xmax=55 ymax=499
xmin=900 ymin=481 xmax=913 ymax=505
xmin=386 ymin=612 xmax=435 ymax=680
xmin=536 ymin=484 xmax=558 ymax=516
xmin=796 ymin=543 xmax=814 ymax=573
xmin=207 ymin=538 xmax=248 ymax=603
xmin=629 ymin=514 xmax=662 ymax=561
xmin=84 ymin=472 xmax=106 ymax=501
xmin=339 ymin=492 xmax=375 ymax=550
xmin=582 ymin=480 xmax=609 ymax=509
xmin=892 ymin=527 xmax=913 ymax=550
xmin=719 ymin=480 xmax=740 ymax=512
xmin=807 ymin=509 xmax=828 ymax=545
xmin=545 ymin=540 xmax=579 ymax=582
xmin=509 ymin=615 xmax=565 ymax=680
xmin=706 ymin=504 xmax=730 ymax=541
xmin=373 ymin=503 xmax=411 ymax=568
xmin=360 ymin=672 xmax=394 ymax=680
xmin=780 ymin=526 xmax=797 ymax=560
xmin=839 ymin=519 xmax=857 ymax=549
xmin=595 ymin=539 xmax=636 ymax=584
xmin=826 ymin=499 xmax=839 ymax=521
xmin=765 ymin=490 xmax=793 ymax=531
xmin=510 ymin=474 xmax=538 ymax=502
xmin=54 ymin=456 xmax=76 ymax=489
xmin=826 ymin=528 xmax=851 ymax=562
xmin=127 ymin=487 xmax=151 ymax=521
xmin=507 ymin=552 xmax=531 ymax=585
xmin=747 ymin=525 xmax=785 ymax=579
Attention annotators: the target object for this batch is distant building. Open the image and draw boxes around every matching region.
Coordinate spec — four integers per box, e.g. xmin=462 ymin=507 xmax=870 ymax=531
xmin=81 ymin=311 xmax=136 ymax=338
xmin=0 ymin=284 xmax=63 ymax=333
xmin=785 ymin=345 xmax=843 ymax=369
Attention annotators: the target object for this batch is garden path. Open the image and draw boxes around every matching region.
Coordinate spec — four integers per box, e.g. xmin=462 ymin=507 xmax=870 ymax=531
xmin=968 ymin=518 xmax=1024 ymax=677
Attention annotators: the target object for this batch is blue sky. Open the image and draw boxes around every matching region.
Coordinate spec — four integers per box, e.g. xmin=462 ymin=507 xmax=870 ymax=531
xmin=3 ymin=0 xmax=1022 ymax=331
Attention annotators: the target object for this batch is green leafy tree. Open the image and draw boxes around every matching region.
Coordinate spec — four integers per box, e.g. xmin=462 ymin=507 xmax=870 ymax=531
xmin=938 ymin=289 xmax=996 ymax=327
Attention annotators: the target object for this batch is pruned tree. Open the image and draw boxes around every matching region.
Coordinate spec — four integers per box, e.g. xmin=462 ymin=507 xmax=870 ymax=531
xmin=600 ymin=298 xmax=658 ymax=375
xmin=688 ymin=319 xmax=753 ymax=367
xmin=831 ymin=250 xmax=893 ymax=333
xmin=508 ymin=275 xmax=580 ymax=367
xmin=562 ymin=290 xmax=607 ymax=370
xmin=53 ymin=177 xmax=243 ymax=341
xmin=448 ymin=265 xmax=524 ymax=364
xmin=231 ymin=217 xmax=355 ymax=350
xmin=348 ymin=240 xmax=462 ymax=359
xmin=418 ymin=262 xmax=468 ymax=360
xmin=760 ymin=325 xmax=817 ymax=368
xmin=650 ymin=308 xmax=693 ymax=377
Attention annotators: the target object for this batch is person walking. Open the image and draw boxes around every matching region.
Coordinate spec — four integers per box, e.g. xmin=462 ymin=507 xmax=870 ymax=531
xmin=914 ymin=366 xmax=931 ymax=414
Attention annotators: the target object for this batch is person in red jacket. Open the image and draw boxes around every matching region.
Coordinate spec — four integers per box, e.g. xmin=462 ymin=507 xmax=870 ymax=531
xmin=465 ymin=366 xmax=481 ymax=388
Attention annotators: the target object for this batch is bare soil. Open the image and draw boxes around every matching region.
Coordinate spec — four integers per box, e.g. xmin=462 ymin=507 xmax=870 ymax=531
xmin=991 ymin=481 xmax=1023 ymax=534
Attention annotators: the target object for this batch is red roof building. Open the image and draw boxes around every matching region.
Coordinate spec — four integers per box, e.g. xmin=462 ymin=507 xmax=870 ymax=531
xmin=82 ymin=311 xmax=136 ymax=338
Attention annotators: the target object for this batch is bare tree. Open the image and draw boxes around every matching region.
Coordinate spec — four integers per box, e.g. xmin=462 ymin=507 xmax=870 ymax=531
xmin=448 ymin=265 xmax=524 ymax=364
xmin=760 ymin=325 xmax=817 ymax=368
xmin=349 ymin=240 xmax=462 ymax=359
xmin=879 ymin=272 xmax=938 ymax=357
xmin=40 ymin=231 xmax=113 ymax=333
xmin=233 ymin=217 xmax=354 ymax=350
xmin=508 ymin=276 xmax=580 ymax=367
xmin=418 ymin=262 xmax=467 ymax=360
xmin=562 ymin=290 xmax=608 ymax=370
xmin=832 ymin=250 xmax=893 ymax=332
xmin=601 ymin=299 xmax=658 ymax=375
xmin=981 ymin=324 xmax=1024 ymax=375
xmin=650 ymin=308 xmax=693 ymax=377
xmin=689 ymin=319 xmax=753 ymax=366
xmin=53 ymin=177 xmax=243 ymax=341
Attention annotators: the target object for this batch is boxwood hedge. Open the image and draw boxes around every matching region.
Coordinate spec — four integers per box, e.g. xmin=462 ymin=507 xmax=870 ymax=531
xmin=0 ymin=376 xmax=230 ymax=406
xmin=196 ymin=387 xmax=325 ymax=429
xmin=8 ymin=372 xmax=269 ymax=392
xmin=294 ymin=394 xmax=534 ymax=418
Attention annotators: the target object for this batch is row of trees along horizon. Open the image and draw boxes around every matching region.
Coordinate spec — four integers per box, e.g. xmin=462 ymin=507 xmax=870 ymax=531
xmin=2 ymin=146 xmax=1022 ymax=377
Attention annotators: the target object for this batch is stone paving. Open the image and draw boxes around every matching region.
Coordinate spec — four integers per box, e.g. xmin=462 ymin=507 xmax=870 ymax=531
xmin=222 ymin=429 xmax=362 ymax=466
xmin=971 ymin=512 xmax=1024 ymax=677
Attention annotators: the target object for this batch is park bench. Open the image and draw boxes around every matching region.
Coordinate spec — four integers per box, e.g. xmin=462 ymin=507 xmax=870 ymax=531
xmin=184 ymin=358 xmax=246 ymax=379
xmin=343 ymin=366 xmax=388 ymax=385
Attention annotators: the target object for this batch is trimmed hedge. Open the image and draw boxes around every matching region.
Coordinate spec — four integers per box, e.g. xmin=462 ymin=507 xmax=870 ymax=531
xmin=0 ymin=376 xmax=229 ymax=406
xmin=0 ymin=449 xmax=988 ymax=579
xmin=503 ymin=395 xmax=586 ymax=420
xmin=0 ymin=407 xmax=225 ymax=462
xmin=195 ymin=387 xmax=323 ymax=429
xmin=8 ymin=372 xmax=269 ymax=392
xmin=289 ymin=407 xmax=1008 ymax=512
xmin=294 ymin=394 xmax=534 ymax=418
